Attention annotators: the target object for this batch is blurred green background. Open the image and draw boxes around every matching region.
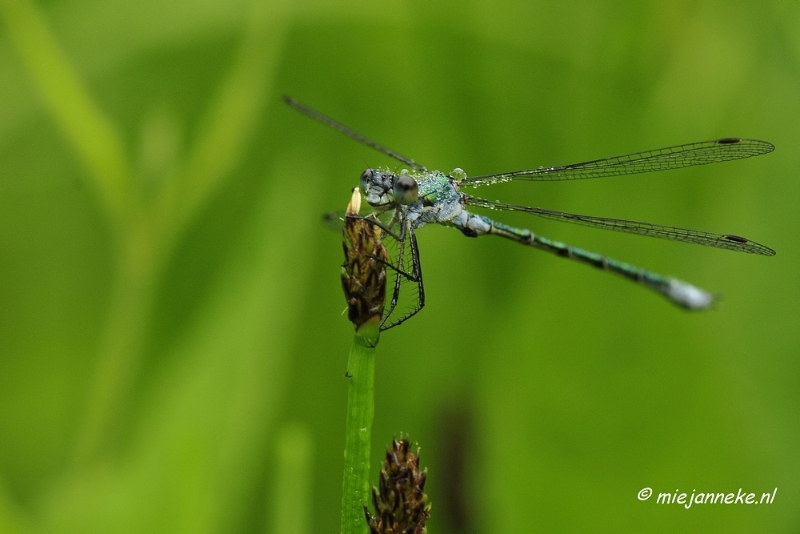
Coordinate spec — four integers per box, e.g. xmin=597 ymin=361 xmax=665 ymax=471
xmin=1 ymin=0 xmax=798 ymax=532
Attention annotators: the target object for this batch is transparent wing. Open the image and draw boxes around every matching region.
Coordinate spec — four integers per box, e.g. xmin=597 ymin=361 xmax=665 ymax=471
xmin=380 ymin=219 xmax=425 ymax=331
xmin=285 ymin=96 xmax=426 ymax=171
xmin=460 ymin=138 xmax=774 ymax=186
xmin=464 ymin=195 xmax=775 ymax=256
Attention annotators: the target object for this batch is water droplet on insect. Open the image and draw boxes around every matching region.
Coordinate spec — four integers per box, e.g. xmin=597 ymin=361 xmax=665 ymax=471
xmin=450 ymin=168 xmax=467 ymax=181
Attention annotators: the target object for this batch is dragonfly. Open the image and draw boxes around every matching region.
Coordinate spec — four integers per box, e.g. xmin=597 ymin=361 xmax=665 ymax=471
xmin=284 ymin=96 xmax=775 ymax=330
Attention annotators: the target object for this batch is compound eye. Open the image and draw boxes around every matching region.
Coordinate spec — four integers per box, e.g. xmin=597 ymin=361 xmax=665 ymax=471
xmin=393 ymin=175 xmax=419 ymax=205
xmin=359 ymin=169 xmax=373 ymax=194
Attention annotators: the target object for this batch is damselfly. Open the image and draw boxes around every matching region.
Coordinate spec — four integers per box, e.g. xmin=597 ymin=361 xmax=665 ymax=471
xmin=285 ymin=96 xmax=775 ymax=330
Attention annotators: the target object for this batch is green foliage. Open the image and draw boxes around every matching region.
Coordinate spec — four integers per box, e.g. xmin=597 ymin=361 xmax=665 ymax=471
xmin=0 ymin=0 xmax=798 ymax=532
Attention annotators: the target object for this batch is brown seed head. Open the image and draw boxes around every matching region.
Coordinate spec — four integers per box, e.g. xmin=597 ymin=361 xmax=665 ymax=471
xmin=341 ymin=188 xmax=388 ymax=329
xmin=364 ymin=438 xmax=431 ymax=534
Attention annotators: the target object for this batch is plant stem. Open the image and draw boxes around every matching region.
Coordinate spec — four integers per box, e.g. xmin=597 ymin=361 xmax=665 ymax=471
xmin=340 ymin=317 xmax=380 ymax=534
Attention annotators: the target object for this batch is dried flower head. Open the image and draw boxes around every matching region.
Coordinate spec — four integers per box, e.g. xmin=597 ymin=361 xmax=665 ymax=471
xmin=364 ymin=438 xmax=431 ymax=534
xmin=341 ymin=188 xmax=389 ymax=329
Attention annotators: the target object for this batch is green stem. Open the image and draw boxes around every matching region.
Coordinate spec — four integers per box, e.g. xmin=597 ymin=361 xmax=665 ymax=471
xmin=340 ymin=318 xmax=380 ymax=534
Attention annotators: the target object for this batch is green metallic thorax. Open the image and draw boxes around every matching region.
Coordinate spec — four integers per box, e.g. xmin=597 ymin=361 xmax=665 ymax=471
xmin=397 ymin=170 xmax=451 ymax=203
